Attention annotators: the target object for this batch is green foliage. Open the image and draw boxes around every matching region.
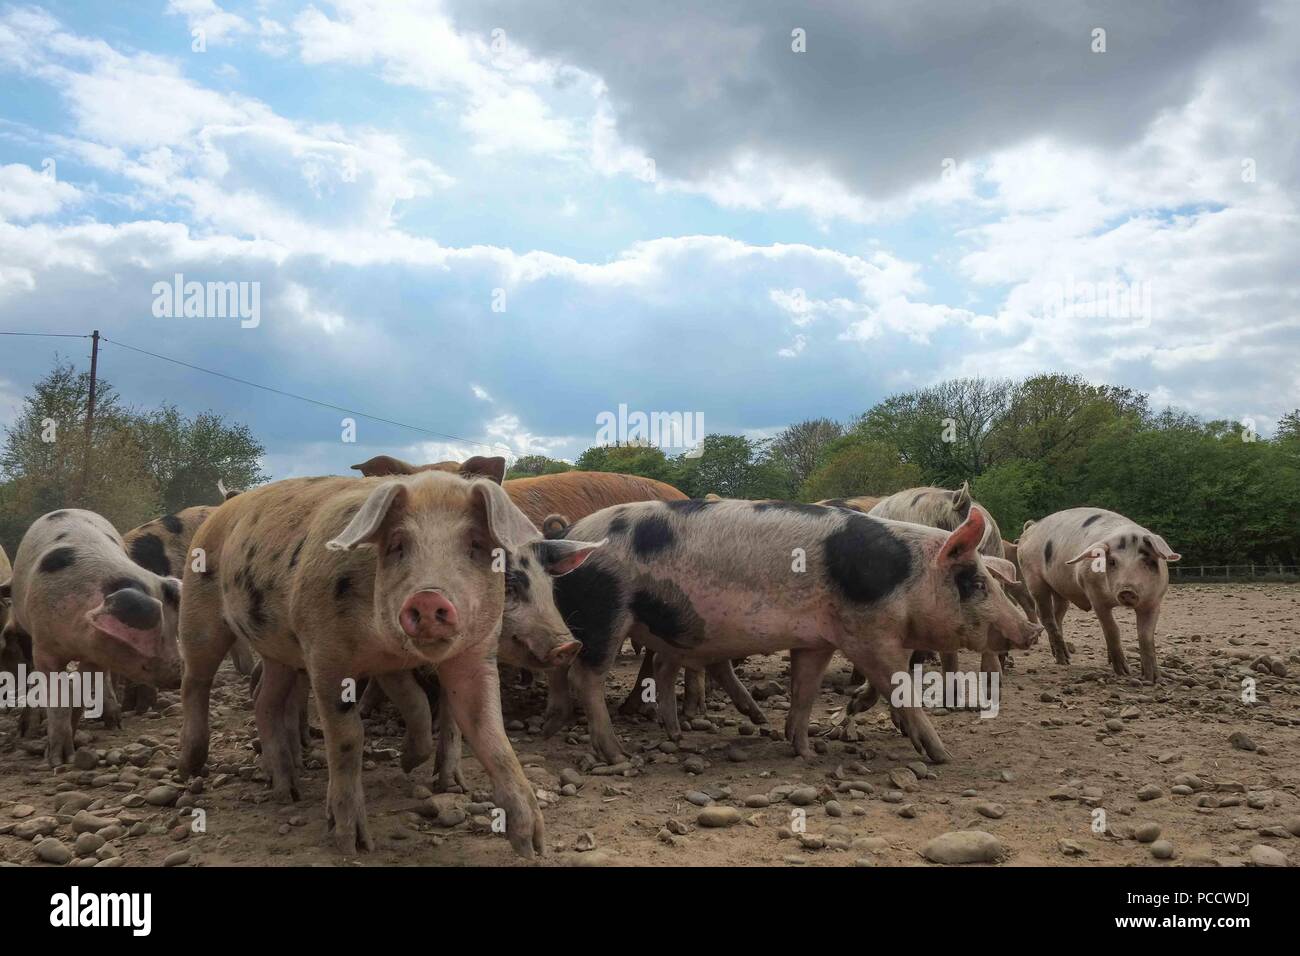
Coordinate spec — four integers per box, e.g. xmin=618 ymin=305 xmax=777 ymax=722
xmin=506 ymin=454 xmax=572 ymax=480
xmin=0 ymin=360 xmax=268 ymax=556
xmin=801 ymin=436 xmax=921 ymax=501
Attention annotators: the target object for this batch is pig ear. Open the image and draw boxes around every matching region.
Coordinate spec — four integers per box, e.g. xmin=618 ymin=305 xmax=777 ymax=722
xmin=536 ymin=538 xmax=606 ymax=577
xmin=1065 ymin=541 xmax=1108 ymax=564
xmin=87 ymin=589 xmax=163 ymax=657
xmin=327 ymin=482 xmax=408 ymax=550
xmin=350 ymin=455 xmax=417 ymax=478
xmin=471 ymin=479 xmax=541 ymax=550
xmin=935 ymin=507 xmax=985 ymax=567
xmin=459 ymin=455 xmax=506 ymax=485
xmin=951 ymin=481 xmax=972 ymax=519
xmin=541 ymin=513 xmax=570 ymax=540
xmin=984 ymin=556 xmax=1017 ymax=583
xmin=1149 ymin=535 xmax=1181 ymax=562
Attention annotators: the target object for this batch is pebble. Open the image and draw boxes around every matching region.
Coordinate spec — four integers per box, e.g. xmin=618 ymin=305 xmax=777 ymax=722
xmin=1248 ymin=844 xmax=1286 ymax=867
xmin=1150 ymin=840 xmax=1176 ymax=860
xmin=787 ymin=787 xmax=819 ymax=806
xmin=697 ymin=806 xmax=742 ymax=828
xmin=1137 ymin=785 xmax=1164 ymax=801
xmin=975 ymin=803 xmax=1005 ymax=820
xmin=14 ymin=817 xmax=60 ymax=840
xmin=1227 ymin=731 xmax=1257 ymax=752
xmin=71 ymin=748 xmax=99 ymax=770
xmin=1134 ymin=823 xmax=1162 ymax=844
xmin=71 ymin=811 xmax=117 ymax=834
xmin=743 ymin=794 xmax=770 ymax=809
xmin=684 ymin=791 xmax=712 ymax=807
xmin=922 ymin=830 xmax=1004 ymax=865
xmin=74 ymin=832 xmax=105 ymax=857
xmin=36 ymin=839 xmax=73 ymax=865
xmin=163 ymin=850 xmax=191 ymax=867
xmin=146 ymin=785 xmax=179 ymax=807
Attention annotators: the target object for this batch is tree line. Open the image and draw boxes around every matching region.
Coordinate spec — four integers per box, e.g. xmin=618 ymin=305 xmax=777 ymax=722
xmin=510 ymin=375 xmax=1300 ymax=566
xmin=0 ymin=360 xmax=267 ymax=557
xmin=3 ymin=362 xmax=1296 ymax=567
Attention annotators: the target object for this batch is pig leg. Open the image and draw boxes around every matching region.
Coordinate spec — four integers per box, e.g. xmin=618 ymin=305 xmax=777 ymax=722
xmin=1135 ymin=605 xmax=1161 ymax=684
xmin=707 ymin=660 xmax=766 ymax=725
xmin=295 ymin=673 xmax=312 ymax=753
xmin=571 ymin=662 xmax=625 ymax=764
xmin=433 ymin=693 xmax=468 ymax=792
xmin=1032 ymin=583 xmax=1070 ymax=665
xmin=374 ymin=670 xmax=435 ymax=774
xmin=100 ymin=671 xmax=122 ymax=728
xmin=1094 ymin=605 xmax=1131 ymax=678
xmin=541 ymin=665 xmax=575 ymax=737
xmin=785 ymin=645 xmax=835 ymax=758
xmin=438 ymin=647 xmax=543 ymax=858
xmin=619 ymin=647 xmax=656 ymax=717
xmin=358 ymin=676 xmax=388 ymax=717
xmin=178 ymin=615 xmax=238 ymax=779
xmin=849 ymin=644 xmax=950 ymax=763
xmin=682 ymin=667 xmax=707 ymax=718
xmin=310 ymin=665 xmax=373 ymax=854
xmin=33 ymin=648 xmax=75 ymax=767
xmin=651 ymin=651 xmax=684 ymax=741
xmin=253 ymin=657 xmax=302 ymax=802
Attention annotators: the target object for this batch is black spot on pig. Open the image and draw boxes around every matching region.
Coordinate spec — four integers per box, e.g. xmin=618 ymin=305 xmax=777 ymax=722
xmin=334 ymin=575 xmax=352 ymax=601
xmin=823 ymin=516 xmax=911 ymax=604
xmin=129 ymin=534 xmax=170 ymax=576
xmin=631 ymin=583 xmax=705 ymax=649
xmin=246 ymin=581 xmax=268 ymax=629
xmin=1115 ymin=538 xmax=1127 ymax=551
xmin=160 ymin=579 xmax=180 ymax=607
xmin=553 ymin=564 xmax=623 ymax=666
xmin=1081 ymin=513 xmax=1102 ymax=528
xmin=1044 ymin=540 xmax=1054 ymax=565
xmin=631 ymin=515 xmax=675 ymax=557
xmin=821 ymin=498 xmax=849 ymax=509
xmin=911 ymin=493 xmax=926 ymax=507
xmin=54 ymin=532 xmax=68 ymax=542
xmin=38 ymin=547 xmax=77 ymax=573
xmin=606 ymin=513 xmax=630 ymax=536
xmin=104 ymin=588 xmax=161 ymax=630
xmin=46 ymin=510 xmax=69 ymax=521
xmin=289 ymin=539 xmax=305 ymax=568
xmin=161 ymin=514 xmax=183 ymax=534
xmin=664 ymin=499 xmax=712 ymax=516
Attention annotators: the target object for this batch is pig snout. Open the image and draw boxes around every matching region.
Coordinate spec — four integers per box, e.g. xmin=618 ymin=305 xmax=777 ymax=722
xmin=547 ymin=639 xmax=582 ymax=666
xmin=1117 ymin=588 xmax=1139 ymax=608
xmin=1013 ymin=620 xmax=1044 ymax=648
xmin=400 ymin=589 xmax=459 ymax=641
xmin=153 ymin=654 xmax=184 ymax=690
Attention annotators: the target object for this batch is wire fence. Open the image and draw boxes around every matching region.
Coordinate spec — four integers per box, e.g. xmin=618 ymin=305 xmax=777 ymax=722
xmin=1170 ymin=565 xmax=1300 ymax=582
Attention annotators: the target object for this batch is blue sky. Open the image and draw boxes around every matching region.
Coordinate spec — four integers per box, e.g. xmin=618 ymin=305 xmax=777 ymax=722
xmin=1 ymin=1 xmax=1297 ymax=479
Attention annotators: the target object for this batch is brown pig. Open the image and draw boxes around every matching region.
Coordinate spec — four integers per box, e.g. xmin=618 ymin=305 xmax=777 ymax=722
xmin=1018 ymin=507 xmax=1180 ymax=683
xmin=176 ymin=471 xmax=571 ymax=857
xmin=5 ymin=509 xmax=183 ymax=766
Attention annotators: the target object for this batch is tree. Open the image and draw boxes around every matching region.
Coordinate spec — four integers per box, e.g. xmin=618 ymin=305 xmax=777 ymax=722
xmin=506 ymin=454 xmax=572 ymax=479
xmin=800 ymin=437 xmax=921 ymax=501
xmin=574 ymin=443 xmax=677 ymax=483
xmin=673 ymin=435 xmax=793 ymax=499
xmin=769 ymin=418 xmax=843 ymax=489
xmin=0 ymin=360 xmax=267 ymax=557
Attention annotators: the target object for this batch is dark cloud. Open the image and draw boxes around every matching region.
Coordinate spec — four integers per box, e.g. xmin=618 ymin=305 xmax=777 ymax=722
xmin=447 ymin=0 xmax=1268 ymax=198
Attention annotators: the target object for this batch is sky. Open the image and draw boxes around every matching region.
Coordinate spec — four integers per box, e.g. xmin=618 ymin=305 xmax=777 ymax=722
xmin=0 ymin=0 xmax=1296 ymax=479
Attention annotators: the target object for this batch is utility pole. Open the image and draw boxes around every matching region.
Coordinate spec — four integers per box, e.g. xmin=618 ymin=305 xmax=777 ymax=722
xmin=79 ymin=329 xmax=99 ymax=505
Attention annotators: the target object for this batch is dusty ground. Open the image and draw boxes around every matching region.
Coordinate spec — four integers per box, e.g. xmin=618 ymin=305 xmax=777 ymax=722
xmin=1 ymin=583 xmax=1297 ymax=867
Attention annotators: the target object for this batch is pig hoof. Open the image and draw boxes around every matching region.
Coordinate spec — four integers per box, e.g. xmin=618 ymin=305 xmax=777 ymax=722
xmin=540 ymin=713 xmax=568 ymax=738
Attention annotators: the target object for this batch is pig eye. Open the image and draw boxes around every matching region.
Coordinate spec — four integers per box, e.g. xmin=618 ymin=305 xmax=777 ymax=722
xmin=468 ymin=537 xmax=487 ymax=561
xmin=386 ymin=533 xmax=405 ymax=560
xmin=1106 ymin=557 xmax=1117 ymax=570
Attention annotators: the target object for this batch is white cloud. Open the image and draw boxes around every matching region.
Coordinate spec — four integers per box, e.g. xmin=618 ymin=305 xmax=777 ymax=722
xmin=0 ymin=163 xmax=81 ymax=220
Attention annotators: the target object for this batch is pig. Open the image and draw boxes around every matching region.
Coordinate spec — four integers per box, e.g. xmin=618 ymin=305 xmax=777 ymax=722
xmin=542 ymin=511 xmax=767 ymax=734
xmin=120 ymin=499 xmax=253 ymax=716
xmin=546 ymin=498 xmax=1039 ymax=764
xmin=5 ymin=509 xmax=183 ymax=766
xmin=176 ymin=471 xmax=585 ymax=857
xmin=0 ymin=542 xmax=11 ymax=648
xmin=869 ymin=486 xmax=1039 ymax=674
xmin=1018 ymin=508 xmax=1180 ymax=683
xmin=816 ymin=495 xmax=883 ymax=514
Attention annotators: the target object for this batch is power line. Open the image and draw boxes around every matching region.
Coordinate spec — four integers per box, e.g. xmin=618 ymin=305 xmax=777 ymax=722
xmin=0 ymin=329 xmax=506 ymax=453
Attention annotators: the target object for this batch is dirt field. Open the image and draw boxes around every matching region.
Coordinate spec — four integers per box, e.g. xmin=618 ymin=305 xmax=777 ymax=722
xmin=2 ymin=583 xmax=1297 ymax=867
